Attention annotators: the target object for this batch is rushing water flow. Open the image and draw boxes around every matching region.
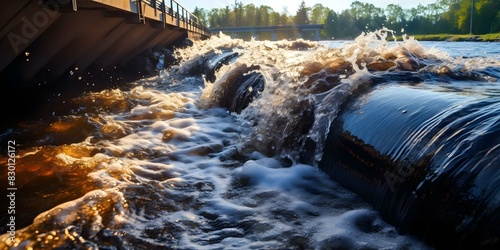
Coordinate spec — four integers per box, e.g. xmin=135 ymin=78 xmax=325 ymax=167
xmin=1 ymin=31 xmax=499 ymax=249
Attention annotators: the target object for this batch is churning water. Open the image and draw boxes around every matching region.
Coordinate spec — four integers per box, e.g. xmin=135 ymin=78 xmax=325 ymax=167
xmin=1 ymin=31 xmax=499 ymax=249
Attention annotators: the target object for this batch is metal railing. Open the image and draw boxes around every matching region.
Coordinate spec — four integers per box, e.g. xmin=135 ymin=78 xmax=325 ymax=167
xmin=137 ymin=0 xmax=210 ymax=36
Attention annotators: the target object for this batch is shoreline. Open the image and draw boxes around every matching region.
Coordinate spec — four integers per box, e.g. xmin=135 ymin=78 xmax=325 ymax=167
xmin=398 ymin=33 xmax=500 ymax=42
xmin=322 ymin=32 xmax=500 ymax=43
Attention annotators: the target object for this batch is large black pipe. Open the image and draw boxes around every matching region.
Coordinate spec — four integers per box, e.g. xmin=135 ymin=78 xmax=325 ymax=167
xmin=319 ymin=84 xmax=500 ymax=249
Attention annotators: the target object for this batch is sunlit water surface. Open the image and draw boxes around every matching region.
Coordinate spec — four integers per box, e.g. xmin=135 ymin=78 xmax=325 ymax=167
xmin=1 ymin=32 xmax=499 ymax=249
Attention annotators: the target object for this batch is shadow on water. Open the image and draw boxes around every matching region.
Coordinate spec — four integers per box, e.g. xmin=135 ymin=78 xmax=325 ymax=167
xmin=0 ymin=46 xmax=183 ymax=234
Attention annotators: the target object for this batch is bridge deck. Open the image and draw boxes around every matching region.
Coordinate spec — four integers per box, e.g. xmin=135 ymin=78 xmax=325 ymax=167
xmin=0 ymin=0 xmax=209 ymax=88
xmin=211 ymin=24 xmax=324 ymax=33
xmin=211 ymin=24 xmax=324 ymax=41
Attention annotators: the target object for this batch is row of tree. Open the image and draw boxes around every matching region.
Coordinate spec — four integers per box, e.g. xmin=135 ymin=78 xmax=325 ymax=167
xmin=193 ymin=0 xmax=500 ymax=39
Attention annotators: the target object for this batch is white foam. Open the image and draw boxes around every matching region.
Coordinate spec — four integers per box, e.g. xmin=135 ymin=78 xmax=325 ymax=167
xmin=7 ymin=32 xmax=484 ymax=249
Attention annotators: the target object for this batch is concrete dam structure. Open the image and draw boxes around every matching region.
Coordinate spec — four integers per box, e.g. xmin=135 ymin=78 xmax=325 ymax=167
xmin=0 ymin=0 xmax=209 ymax=119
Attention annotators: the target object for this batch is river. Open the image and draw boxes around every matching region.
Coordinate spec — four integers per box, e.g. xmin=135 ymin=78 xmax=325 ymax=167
xmin=1 ymin=31 xmax=499 ymax=249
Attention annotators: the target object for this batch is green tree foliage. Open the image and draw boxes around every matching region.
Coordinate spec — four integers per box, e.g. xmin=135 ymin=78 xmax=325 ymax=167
xmin=197 ymin=0 xmax=499 ymax=39
xmin=349 ymin=1 xmax=386 ymax=32
xmin=235 ymin=1 xmax=244 ymax=26
xmin=324 ymin=10 xmax=338 ymax=39
xmin=192 ymin=7 xmax=208 ymax=26
xmin=472 ymin=0 xmax=500 ymax=33
xmin=310 ymin=4 xmax=329 ymax=24
xmin=295 ymin=1 xmax=310 ymax=24
xmin=386 ymin=4 xmax=405 ymax=25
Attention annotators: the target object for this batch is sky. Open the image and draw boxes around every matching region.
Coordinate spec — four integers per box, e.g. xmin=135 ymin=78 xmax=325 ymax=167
xmin=181 ymin=0 xmax=437 ymax=14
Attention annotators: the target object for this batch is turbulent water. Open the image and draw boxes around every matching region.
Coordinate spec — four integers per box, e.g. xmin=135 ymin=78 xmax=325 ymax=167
xmin=1 ymin=31 xmax=499 ymax=249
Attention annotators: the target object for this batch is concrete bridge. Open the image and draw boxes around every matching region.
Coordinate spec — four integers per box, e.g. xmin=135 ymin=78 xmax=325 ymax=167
xmin=0 ymin=0 xmax=210 ymax=89
xmin=211 ymin=24 xmax=324 ymax=41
